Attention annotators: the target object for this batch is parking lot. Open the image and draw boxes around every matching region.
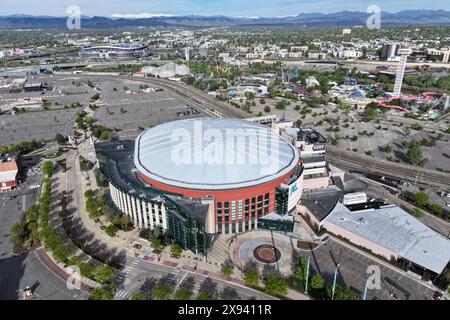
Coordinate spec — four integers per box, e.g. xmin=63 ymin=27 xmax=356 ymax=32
xmin=0 ymin=176 xmax=42 ymax=259
xmin=301 ymin=239 xmax=436 ymax=300
xmin=0 ymin=75 xmax=208 ymax=146
xmin=91 ymin=77 xmax=206 ymax=135
xmin=0 ymin=109 xmax=78 ymax=146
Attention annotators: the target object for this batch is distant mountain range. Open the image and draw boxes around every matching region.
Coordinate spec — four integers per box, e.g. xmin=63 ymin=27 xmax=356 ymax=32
xmin=1 ymin=10 xmax=450 ymax=29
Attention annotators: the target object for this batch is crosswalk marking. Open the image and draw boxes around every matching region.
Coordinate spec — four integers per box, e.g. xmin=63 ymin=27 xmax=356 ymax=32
xmin=115 ymin=290 xmax=128 ymax=298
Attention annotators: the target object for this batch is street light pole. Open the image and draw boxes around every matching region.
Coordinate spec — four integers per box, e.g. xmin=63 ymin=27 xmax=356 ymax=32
xmin=362 ymin=277 xmax=369 ymax=300
xmin=331 ymin=264 xmax=340 ymax=300
xmin=304 ymin=256 xmax=310 ymax=294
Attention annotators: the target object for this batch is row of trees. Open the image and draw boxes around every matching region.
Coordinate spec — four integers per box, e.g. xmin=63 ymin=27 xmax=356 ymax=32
xmin=10 ymin=204 xmax=40 ymax=252
xmin=84 ymin=188 xmax=134 ymax=236
xmin=412 ymin=192 xmax=447 ymax=219
xmin=38 ymin=161 xmax=74 ymax=263
xmin=75 ymin=110 xmax=115 ymax=141
xmin=146 ymin=284 xmax=215 ymax=301
xmin=84 ymin=190 xmax=108 ymax=220
xmin=241 ymin=267 xmax=289 ymax=297
xmin=0 ymin=139 xmax=45 ymax=155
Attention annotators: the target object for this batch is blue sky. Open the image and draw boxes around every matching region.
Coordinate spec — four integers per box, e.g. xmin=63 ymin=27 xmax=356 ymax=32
xmin=0 ymin=0 xmax=448 ymax=17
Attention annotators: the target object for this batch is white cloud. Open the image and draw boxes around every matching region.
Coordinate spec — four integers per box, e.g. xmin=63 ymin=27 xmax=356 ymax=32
xmin=110 ymin=13 xmax=175 ymax=19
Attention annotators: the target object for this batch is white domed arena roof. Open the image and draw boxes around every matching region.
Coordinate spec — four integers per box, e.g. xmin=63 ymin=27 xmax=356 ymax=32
xmin=134 ymin=118 xmax=299 ymax=190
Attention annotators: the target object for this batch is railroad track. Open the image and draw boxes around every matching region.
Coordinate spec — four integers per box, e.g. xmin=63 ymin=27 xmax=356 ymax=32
xmin=327 ymin=146 xmax=450 ymax=187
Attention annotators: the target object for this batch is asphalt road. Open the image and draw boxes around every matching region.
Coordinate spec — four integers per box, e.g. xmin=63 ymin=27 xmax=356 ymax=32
xmin=115 ymin=256 xmax=274 ymax=300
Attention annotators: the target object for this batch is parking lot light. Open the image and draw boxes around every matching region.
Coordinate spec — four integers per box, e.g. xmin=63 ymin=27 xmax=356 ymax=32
xmin=331 ymin=264 xmax=340 ymax=300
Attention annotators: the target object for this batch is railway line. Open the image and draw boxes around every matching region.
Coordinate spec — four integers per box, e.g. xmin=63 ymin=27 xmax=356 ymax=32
xmin=327 ymin=146 xmax=450 ymax=188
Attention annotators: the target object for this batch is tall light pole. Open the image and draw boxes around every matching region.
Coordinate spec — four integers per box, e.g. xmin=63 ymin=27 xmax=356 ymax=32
xmin=304 ymin=256 xmax=311 ymax=294
xmin=362 ymin=277 xmax=369 ymax=300
xmin=331 ymin=264 xmax=340 ymax=300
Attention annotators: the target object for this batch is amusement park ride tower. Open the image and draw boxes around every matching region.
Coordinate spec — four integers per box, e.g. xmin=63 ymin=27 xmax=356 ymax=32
xmin=393 ymin=44 xmax=412 ymax=98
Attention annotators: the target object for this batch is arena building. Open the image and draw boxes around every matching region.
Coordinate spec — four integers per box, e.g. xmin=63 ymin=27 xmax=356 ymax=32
xmin=133 ymin=118 xmax=302 ymax=234
xmin=96 ymin=117 xmax=343 ymax=253
xmin=80 ymin=43 xmax=149 ymax=59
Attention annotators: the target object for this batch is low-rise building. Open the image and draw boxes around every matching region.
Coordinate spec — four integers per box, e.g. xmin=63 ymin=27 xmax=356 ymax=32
xmin=322 ymin=202 xmax=450 ymax=280
xmin=0 ymin=155 xmax=20 ymax=192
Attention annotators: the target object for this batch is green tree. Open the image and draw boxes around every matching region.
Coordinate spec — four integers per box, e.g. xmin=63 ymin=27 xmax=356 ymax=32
xmin=66 ymin=255 xmax=81 ymax=267
xmin=293 ymin=257 xmax=307 ymax=290
xmin=243 ymin=268 xmax=260 ymax=287
xmin=221 ymin=265 xmax=234 ymax=277
xmin=311 ymin=274 xmax=325 ymax=290
xmin=42 ymin=161 xmax=54 ymax=176
xmin=275 ymin=100 xmax=287 ymax=110
xmin=94 ymin=266 xmax=116 ymax=284
xmin=152 ymin=284 xmax=172 ymax=300
xmin=264 ymin=105 xmax=271 ymax=113
xmin=55 ymin=134 xmax=67 ymax=145
xmin=362 ymin=103 xmax=379 ymax=122
xmin=196 ymin=292 xmax=215 ymax=300
xmin=170 ymin=244 xmax=183 ymax=258
xmin=430 ymin=204 xmax=444 ymax=217
xmin=130 ymin=292 xmax=147 ymax=300
xmin=10 ymin=223 xmax=30 ymax=249
xmin=383 ymin=144 xmax=393 ymax=153
xmin=151 ymin=238 xmax=164 ymax=254
xmin=84 ymin=189 xmax=94 ymax=198
xmin=406 ymin=141 xmax=424 ymax=166
xmin=264 ymin=277 xmax=288 ymax=297
xmin=174 ymin=288 xmax=192 ymax=300
xmin=411 ymin=208 xmax=424 ymax=218
xmin=105 ymin=224 xmax=118 ymax=237
xmin=414 ymin=192 xmax=429 ymax=207
xmin=245 ymin=91 xmax=255 ymax=100
xmin=79 ymin=262 xmax=96 ymax=279
xmin=333 ymin=286 xmax=360 ymax=300
xmin=89 ymin=286 xmax=114 ymax=300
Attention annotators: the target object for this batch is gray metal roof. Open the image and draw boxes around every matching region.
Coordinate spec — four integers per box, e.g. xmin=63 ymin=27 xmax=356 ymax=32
xmin=135 ymin=118 xmax=299 ymax=190
xmin=325 ymin=203 xmax=450 ymax=274
xmin=300 ymin=188 xmax=342 ymax=222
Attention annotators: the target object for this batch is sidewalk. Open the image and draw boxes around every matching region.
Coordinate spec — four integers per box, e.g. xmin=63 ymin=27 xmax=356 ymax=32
xmin=133 ymin=251 xmax=310 ymax=300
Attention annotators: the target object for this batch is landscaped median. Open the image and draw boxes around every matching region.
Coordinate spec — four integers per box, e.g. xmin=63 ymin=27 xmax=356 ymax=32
xmin=26 ymin=160 xmax=119 ymax=299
